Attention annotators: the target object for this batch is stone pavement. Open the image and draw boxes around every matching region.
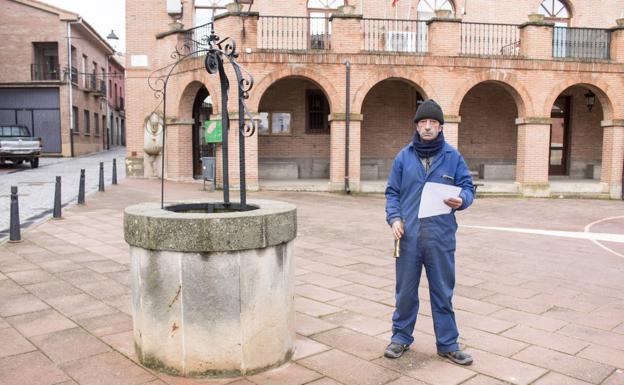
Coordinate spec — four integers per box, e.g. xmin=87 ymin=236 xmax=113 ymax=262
xmin=1 ymin=178 xmax=623 ymax=385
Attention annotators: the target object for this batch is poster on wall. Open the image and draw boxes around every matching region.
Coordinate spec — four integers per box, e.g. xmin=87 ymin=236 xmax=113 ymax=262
xmin=204 ymin=119 xmax=222 ymax=143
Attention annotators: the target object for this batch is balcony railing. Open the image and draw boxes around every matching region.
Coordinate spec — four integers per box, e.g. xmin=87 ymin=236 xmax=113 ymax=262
xmin=461 ymin=22 xmax=521 ymax=56
xmin=96 ymin=78 xmax=106 ymax=95
xmin=183 ymin=22 xmax=212 ymax=56
xmin=362 ymin=19 xmax=427 ymax=53
xmin=70 ymin=67 xmax=78 ymax=84
xmin=87 ymin=73 xmax=97 ymax=90
xmin=31 ymin=63 xmax=61 ymax=81
xmin=258 ymin=16 xmax=331 ymax=50
xmin=553 ymin=27 xmax=611 ymax=60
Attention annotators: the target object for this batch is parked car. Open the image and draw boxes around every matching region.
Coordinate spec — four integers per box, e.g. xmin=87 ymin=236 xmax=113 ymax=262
xmin=0 ymin=125 xmax=42 ymax=168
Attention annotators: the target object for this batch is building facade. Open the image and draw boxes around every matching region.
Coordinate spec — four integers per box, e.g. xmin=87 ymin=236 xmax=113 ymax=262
xmin=125 ymin=0 xmax=624 ymax=198
xmin=0 ymin=0 xmax=125 ymax=157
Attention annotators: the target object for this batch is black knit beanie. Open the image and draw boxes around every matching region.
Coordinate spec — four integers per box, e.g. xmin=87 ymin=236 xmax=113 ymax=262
xmin=413 ymin=99 xmax=444 ymax=125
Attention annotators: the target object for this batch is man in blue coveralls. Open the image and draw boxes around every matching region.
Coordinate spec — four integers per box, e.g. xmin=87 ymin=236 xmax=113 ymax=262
xmin=384 ymin=99 xmax=474 ymax=365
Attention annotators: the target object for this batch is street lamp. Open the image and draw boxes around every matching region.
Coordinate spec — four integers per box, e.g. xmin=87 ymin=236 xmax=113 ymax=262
xmin=106 ymin=29 xmax=119 ymax=51
xmin=584 ymin=89 xmax=596 ymax=112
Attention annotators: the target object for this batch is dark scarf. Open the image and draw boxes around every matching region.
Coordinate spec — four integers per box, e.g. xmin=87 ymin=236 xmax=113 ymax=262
xmin=412 ymin=131 xmax=445 ymax=159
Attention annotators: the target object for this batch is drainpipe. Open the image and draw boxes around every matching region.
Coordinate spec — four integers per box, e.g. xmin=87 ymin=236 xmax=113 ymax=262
xmin=67 ymin=17 xmax=82 ymax=157
xmin=344 ymin=60 xmax=351 ymax=194
xmin=105 ymin=54 xmax=110 ymax=150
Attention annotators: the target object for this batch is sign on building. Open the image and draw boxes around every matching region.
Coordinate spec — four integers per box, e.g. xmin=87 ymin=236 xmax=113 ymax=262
xmin=204 ymin=119 xmax=222 ymax=143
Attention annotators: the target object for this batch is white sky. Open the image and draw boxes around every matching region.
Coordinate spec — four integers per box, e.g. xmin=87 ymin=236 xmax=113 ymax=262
xmin=39 ymin=0 xmax=126 ymax=53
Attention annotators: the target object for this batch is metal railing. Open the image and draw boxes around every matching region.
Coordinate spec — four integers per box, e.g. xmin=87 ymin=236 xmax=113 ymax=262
xmin=97 ymin=78 xmax=106 ymax=95
xmin=362 ymin=18 xmax=427 ymax=53
xmin=553 ymin=27 xmax=611 ymax=60
xmin=258 ymin=16 xmax=331 ymax=50
xmin=88 ymin=73 xmax=97 ymax=90
xmin=31 ymin=63 xmax=61 ymax=80
xmin=461 ymin=22 xmax=521 ymax=56
xmin=70 ymin=67 xmax=78 ymax=84
xmin=184 ymin=22 xmax=213 ymax=56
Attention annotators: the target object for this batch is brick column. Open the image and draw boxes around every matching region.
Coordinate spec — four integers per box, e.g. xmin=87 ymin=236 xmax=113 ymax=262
xmin=213 ymin=113 xmax=259 ymax=192
xmin=515 ymin=117 xmax=551 ymax=197
xmin=329 ymin=113 xmax=362 ymax=192
xmin=443 ymin=115 xmax=460 ymax=148
xmin=519 ymin=16 xmax=554 ymax=60
xmin=600 ymin=120 xmax=624 ymax=199
xmin=214 ymin=12 xmax=259 ymax=52
xmin=164 ymin=118 xmax=194 ymax=181
xmin=610 ymin=23 xmax=624 ymax=62
xmin=427 ymin=17 xmax=462 ymax=56
xmin=329 ymin=14 xmax=363 ymax=54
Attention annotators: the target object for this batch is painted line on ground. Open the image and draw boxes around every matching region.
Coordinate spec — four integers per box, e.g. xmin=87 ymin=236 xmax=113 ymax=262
xmin=584 ymin=215 xmax=624 ymax=259
xmin=462 ymin=225 xmax=624 ymax=243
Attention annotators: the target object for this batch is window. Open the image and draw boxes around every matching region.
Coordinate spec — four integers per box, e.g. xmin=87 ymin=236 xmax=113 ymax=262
xmin=82 ymin=54 xmax=88 ymax=88
xmin=70 ymin=46 xmax=77 ymax=84
xmin=194 ymin=0 xmax=228 ymax=26
xmin=84 ymin=110 xmax=90 ymax=134
xmin=417 ymin=0 xmax=455 ymax=20
xmin=538 ymin=0 xmax=570 ymax=25
xmin=32 ymin=42 xmax=59 ymax=80
xmin=258 ymin=112 xmax=292 ymax=135
xmin=307 ymin=0 xmax=344 ymax=50
xmin=94 ymin=112 xmax=99 ymax=135
xmin=102 ymin=116 xmax=107 ymax=137
xmin=306 ymin=90 xmax=330 ymax=134
xmin=72 ymin=106 xmax=79 ymax=133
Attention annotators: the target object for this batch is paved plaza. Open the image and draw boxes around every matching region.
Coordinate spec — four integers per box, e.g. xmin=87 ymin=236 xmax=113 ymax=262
xmin=0 ymin=178 xmax=623 ymax=385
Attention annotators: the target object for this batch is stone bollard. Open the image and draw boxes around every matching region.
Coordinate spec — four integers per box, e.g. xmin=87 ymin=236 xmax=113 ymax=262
xmin=53 ymin=176 xmax=61 ymax=218
xmin=78 ymin=169 xmax=85 ymax=204
xmin=99 ymin=162 xmax=105 ymax=192
xmin=9 ymin=186 xmax=21 ymax=242
xmin=124 ymin=199 xmax=297 ymax=377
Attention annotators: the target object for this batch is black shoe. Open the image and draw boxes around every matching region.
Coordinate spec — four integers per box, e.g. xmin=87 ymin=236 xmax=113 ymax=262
xmin=438 ymin=350 xmax=473 ymax=365
xmin=384 ymin=342 xmax=409 ymax=359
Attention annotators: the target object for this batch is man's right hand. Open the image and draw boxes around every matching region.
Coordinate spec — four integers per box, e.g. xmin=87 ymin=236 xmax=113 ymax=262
xmin=391 ymin=220 xmax=404 ymax=240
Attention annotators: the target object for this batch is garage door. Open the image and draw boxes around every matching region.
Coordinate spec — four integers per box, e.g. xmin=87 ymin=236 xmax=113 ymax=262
xmin=0 ymin=88 xmax=61 ymax=153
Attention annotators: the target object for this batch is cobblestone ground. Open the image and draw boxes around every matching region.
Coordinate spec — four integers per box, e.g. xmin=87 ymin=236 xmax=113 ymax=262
xmin=0 ymin=147 xmax=126 ymax=238
xmin=0 ymin=178 xmax=623 ymax=385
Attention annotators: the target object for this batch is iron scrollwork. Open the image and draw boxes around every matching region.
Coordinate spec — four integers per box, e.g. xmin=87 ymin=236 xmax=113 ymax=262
xmin=148 ymin=22 xmax=255 ymax=209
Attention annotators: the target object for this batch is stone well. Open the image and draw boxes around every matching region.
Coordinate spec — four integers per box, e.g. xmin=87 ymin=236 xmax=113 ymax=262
xmin=124 ymin=199 xmax=297 ymax=377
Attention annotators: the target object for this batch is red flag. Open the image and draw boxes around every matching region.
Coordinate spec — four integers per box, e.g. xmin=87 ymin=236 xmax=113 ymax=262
xmin=392 ymin=0 xmax=399 ymax=7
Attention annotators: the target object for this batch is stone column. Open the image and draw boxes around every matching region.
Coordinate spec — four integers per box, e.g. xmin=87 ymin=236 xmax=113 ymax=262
xmin=519 ymin=15 xmax=554 ymax=60
xmin=443 ymin=115 xmax=461 ymax=148
xmin=427 ymin=16 xmax=462 ymax=56
xmin=164 ymin=118 xmax=194 ymax=181
xmin=515 ymin=117 xmax=551 ymax=197
xmin=329 ymin=14 xmax=363 ymax=54
xmin=329 ymin=113 xmax=362 ymax=192
xmin=600 ymin=120 xmax=624 ymax=199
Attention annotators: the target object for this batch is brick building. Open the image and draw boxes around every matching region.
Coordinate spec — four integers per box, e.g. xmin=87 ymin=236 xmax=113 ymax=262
xmin=0 ymin=0 xmax=125 ymax=157
xmin=125 ymin=0 xmax=624 ymax=198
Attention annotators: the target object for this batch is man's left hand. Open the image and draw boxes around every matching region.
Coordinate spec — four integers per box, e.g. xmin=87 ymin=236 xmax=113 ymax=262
xmin=444 ymin=197 xmax=463 ymax=209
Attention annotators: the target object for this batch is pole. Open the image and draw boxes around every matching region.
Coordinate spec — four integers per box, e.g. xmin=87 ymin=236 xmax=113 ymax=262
xmin=112 ymin=158 xmax=118 ymax=185
xmin=99 ymin=162 xmax=105 ymax=191
xmin=9 ymin=186 xmax=21 ymax=242
xmin=344 ymin=60 xmax=351 ymax=194
xmin=78 ymin=169 xmax=85 ymax=204
xmin=53 ymin=176 xmax=62 ymax=218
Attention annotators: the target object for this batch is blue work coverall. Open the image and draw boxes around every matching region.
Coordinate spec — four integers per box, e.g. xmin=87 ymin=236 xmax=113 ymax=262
xmin=385 ymin=141 xmax=474 ymax=353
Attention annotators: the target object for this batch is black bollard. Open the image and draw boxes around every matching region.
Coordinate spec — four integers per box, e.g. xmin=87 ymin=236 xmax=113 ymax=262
xmin=53 ymin=176 xmax=62 ymax=218
xmin=112 ymin=158 xmax=117 ymax=185
xmin=9 ymin=186 xmax=21 ymax=242
xmin=78 ymin=169 xmax=85 ymax=204
xmin=98 ymin=162 xmax=105 ymax=192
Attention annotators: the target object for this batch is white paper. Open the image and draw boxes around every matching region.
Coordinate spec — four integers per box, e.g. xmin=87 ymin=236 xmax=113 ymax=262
xmin=417 ymin=182 xmax=462 ymax=219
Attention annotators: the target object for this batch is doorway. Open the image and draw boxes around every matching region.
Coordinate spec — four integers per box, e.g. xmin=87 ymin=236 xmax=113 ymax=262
xmin=192 ymin=87 xmax=213 ymax=178
xmin=549 ymin=96 xmax=571 ymax=175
